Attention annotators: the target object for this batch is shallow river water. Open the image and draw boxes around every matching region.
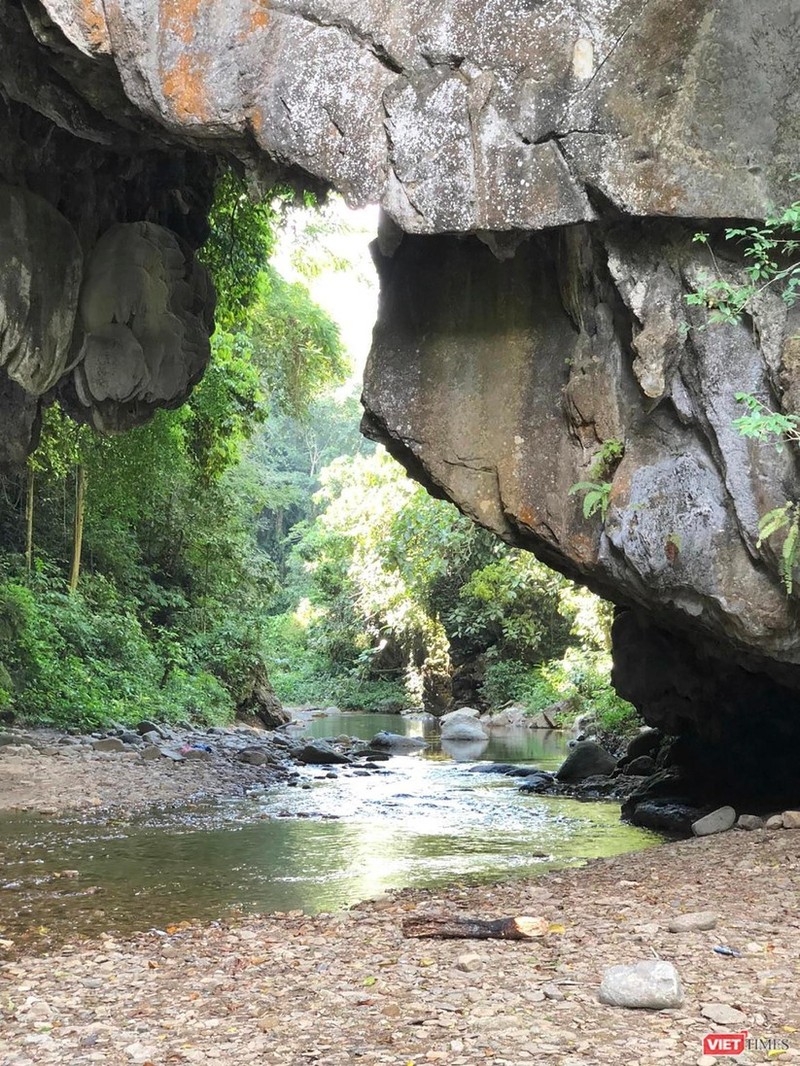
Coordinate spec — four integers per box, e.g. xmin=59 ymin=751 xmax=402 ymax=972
xmin=0 ymin=712 xmax=660 ymax=948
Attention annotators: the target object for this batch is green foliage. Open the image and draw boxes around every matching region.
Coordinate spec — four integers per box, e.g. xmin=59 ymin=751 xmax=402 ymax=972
xmin=589 ymin=438 xmax=625 ymax=480
xmin=248 ymin=267 xmax=348 ymax=419
xmin=279 ymin=445 xmax=624 ymax=717
xmin=0 ymin=184 xmax=350 ymax=731
xmin=754 ymin=502 xmax=800 ymax=594
xmin=198 ymin=168 xmax=287 ymax=329
xmin=690 ymin=196 xmax=800 ymax=597
xmin=688 ymin=194 xmax=800 ymax=323
xmin=733 ymin=392 xmax=800 ymax=452
xmin=0 ymin=563 xmax=234 ymax=729
xmin=568 ymin=439 xmax=623 ymax=521
xmin=569 ymin=480 xmax=612 ymax=520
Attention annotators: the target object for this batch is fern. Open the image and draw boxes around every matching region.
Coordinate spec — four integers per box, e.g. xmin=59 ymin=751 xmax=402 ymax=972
xmin=569 ymin=481 xmax=612 ymax=521
xmin=755 ymin=503 xmax=800 ymax=595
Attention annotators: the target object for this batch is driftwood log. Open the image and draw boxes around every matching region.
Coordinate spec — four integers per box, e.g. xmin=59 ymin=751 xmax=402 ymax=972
xmin=402 ymin=915 xmax=548 ymax=941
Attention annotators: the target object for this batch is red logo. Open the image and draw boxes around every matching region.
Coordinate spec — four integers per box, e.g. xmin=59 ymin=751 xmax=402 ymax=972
xmin=703 ymin=1032 xmax=748 ymax=1056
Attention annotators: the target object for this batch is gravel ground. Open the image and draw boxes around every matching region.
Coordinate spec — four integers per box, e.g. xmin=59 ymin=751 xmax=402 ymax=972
xmin=0 ymin=728 xmax=291 ymax=815
xmin=1 ymin=829 xmax=798 ymax=1066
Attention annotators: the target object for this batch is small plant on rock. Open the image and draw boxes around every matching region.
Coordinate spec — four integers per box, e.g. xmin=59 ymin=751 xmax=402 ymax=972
xmin=569 ymin=438 xmax=624 ymax=522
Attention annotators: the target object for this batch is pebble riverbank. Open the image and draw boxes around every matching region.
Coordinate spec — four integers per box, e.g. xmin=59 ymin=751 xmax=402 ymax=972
xmin=0 ymin=830 xmax=798 ymax=1065
xmin=1 ymin=724 xmax=799 ymax=1065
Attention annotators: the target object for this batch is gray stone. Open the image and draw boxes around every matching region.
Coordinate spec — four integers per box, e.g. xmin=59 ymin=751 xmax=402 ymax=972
xmin=369 ymin=732 xmax=427 ymax=753
xmin=527 ymin=710 xmax=558 ymax=730
xmin=136 ymin=721 xmax=165 ymax=738
xmin=556 ymin=741 xmax=617 ymax=784
xmin=625 ymin=756 xmax=656 ymax=777
xmin=440 ymin=707 xmax=481 ymax=724
xmin=297 ymin=742 xmax=351 ymax=766
xmin=691 ymin=807 xmax=737 ymax=837
xmin=542 ymin=983 xmax=565 ymax=1002
xmin=766 ymin=814 xmax=785 ymax=830
xmin=455 ymin=953 xmax=482 ymax=972
xmin=158 ymin=747 xmax=185 ymax=762
xmin=667 ymin=911 xmax=718 ymax=933
xmin=781 ymin=810 xmax=800 ymax=829
xmin=625 ymin=730 xmax=662 ymax=761
xmin=140 ymin=745 xmax=161 ymax=762
xmin=91 ymin=737 xmax=126 ymax=753
xmin=518 ymin=773 xmax=555 ymax=794
xmin=236 ymin=749 xmax=270 ymax=767
xmin=440 ymin=718 xmax=488 ymax=742
xmin=700 ymin=1003 xmax=747 ymax=1026
xmin=737 ymin=814 xmax=765 ymax=831
xmin=482 ymin=705 xmax=528 ymax=729
xmin=599 ymin=961 xmax=683 ymax=1010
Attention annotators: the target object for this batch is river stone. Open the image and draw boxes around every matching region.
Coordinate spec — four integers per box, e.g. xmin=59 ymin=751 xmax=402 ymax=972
xmin=700 ymin=1003 xmax=747 ymax=1026
xmin=369 ymin=732 xmax=427 ymax=752
xmin=519 ymin=773 xmax=555 ymax=794
xmin=527 ymin=709 xmax=558 ymax=730
xmin=468 ymin=763 xmax=519 ymax=775
xmin=623 ymin=756 xmax=655 ymax=777
xmin=737 ymin=814 xmax=765 ymax=830
xmin=298 ymin=741 xmax=351 ymax=766
xmin=158 ymin=747 xmax=185 ymax=762
xmin=483 ymin=705 xmax=528 ymax=728
xmin=782 ymin=810 xmax=800 ymax=829
xmin=440 ymin=707 xmax=481 ymax=724
xmin=556 ymin=741 xmax=616 ymax=783
xmin=691 ymin=806 xmax=737 ymax=837
xmin=599 ymin=961 xmax=683 ymax=1010
xmin=625 ymin=729 xmax=663 ymax=761
xmin=92 ymin=737 xmax=127 ymax=753
xmin=766 ymin=814 xmax=785 ymax=829
xmin=441 ymin=718 xmax=488 ymax=742
xmin=184 ymin=748 xmax=212 ymax=761
xmin=667 ymin=911 xmax=718 ymax=933
xmin=136 ymin=720 xmax=165 ymax=738
xmin=140 ymin=745 xmax=161 ymax=762
xmin=236 ymin=748 xmax=270 ymax=766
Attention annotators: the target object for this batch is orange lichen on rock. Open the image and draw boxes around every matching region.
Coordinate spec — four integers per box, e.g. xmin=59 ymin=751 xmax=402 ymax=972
xmin=161 ymin=52 xmax=209 ymax=122
xmin=249 ymin=0 xmax=269 ymax=33
xmin=79 ymin=0 xmax=110 ymax=51
xmin=160 ymin=0 xmax=203 ymax=45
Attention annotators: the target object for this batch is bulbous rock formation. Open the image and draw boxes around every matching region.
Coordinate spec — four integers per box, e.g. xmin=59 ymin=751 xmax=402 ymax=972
xmin=2 ymin=0 xmax=800 ymax=804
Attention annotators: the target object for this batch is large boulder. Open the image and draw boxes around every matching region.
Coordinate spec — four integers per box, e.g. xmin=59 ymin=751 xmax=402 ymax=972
xmin=440 ymin=717 xmax=489 ymax=742
xmin=556 ymin=741 xmax=617 ymax=784
xmin=235 ymin=665 xmax=290 ymax=731
xmin=297 ymin=741 xmax=351 ymax=766
xmin=369 ymin=731 xmax=428 ymax=753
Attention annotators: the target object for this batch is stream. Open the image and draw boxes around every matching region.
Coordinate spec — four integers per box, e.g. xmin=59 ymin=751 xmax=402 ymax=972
xmin=0 ymin=712 xmax=660 ymax=951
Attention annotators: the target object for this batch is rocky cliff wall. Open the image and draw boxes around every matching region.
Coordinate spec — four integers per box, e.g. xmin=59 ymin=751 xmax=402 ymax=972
xmin=2 ymin=0 xmax=800 ymax=802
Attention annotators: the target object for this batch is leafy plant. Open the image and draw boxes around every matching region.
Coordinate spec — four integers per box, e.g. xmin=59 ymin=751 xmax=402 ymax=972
xmin=568 ymin=438 xmax=623 ymax=521
xmin=687 ymin=192 xmax=800 ymax=323
xmin=589 ymin=438 xmax=625 ymax=480
xmin=569 ymin=480 xmax=612 ymax=520
xmin=755 ymin=503 xmax=800 ymax=594
xmin=733 ymin=392 xmax=800 ymax=452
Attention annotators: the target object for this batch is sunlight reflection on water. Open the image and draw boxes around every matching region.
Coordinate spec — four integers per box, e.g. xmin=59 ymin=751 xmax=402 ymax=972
xmin=0 ymin=712 xmax=660 ymax=944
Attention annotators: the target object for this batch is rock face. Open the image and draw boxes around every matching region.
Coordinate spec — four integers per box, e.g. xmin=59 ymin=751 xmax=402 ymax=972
xmin=3 ymin=0 xmax=800 ymax=806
